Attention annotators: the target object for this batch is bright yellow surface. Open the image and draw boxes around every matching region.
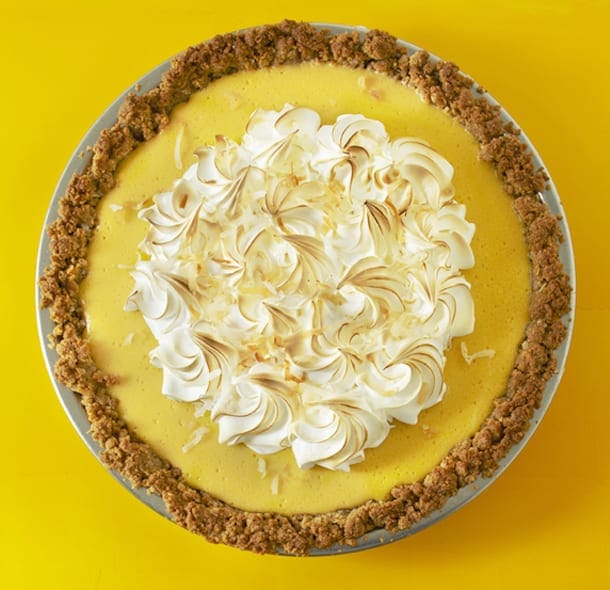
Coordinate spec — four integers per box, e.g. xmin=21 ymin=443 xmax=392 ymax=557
xmin=82 ymin=63 xmax=529 ymax=513
xmin=3 ymin=0 xmax=609 ymax=587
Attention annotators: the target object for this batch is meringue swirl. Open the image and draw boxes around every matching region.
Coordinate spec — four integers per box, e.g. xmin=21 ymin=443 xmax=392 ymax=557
xmin=126 ymin=105 xmax=476 ymax=471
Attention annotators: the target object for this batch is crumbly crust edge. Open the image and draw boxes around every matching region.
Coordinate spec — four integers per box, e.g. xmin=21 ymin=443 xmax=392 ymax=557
xmin=39 ymin=20 xmax=571 ymax=555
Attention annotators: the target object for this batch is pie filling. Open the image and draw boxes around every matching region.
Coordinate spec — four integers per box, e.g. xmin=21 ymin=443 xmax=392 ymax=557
xmin=81 ymin=63 xmax=530 ymax=513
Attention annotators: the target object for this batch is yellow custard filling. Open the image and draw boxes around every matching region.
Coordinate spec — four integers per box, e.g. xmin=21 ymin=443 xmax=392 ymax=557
xmin=82 ymin=63 xmax=530 ymax=514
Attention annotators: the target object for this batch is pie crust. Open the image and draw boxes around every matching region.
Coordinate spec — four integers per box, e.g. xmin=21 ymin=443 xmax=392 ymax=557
xmin=39 ymin=20 xmax=571 ymax=555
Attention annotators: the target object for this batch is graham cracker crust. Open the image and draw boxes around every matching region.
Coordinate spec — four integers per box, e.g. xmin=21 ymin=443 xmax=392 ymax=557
xmin=39 ymin=20 xmax=571 ymax=555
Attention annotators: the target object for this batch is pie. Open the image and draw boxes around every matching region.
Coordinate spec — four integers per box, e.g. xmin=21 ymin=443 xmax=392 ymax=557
xmin=39 ymin=21 xmax=571 ymax=555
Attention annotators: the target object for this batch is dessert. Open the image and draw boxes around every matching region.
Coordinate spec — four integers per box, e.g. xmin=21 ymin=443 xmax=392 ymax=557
xmin=39 ymin=21 xmax=571 ymax=554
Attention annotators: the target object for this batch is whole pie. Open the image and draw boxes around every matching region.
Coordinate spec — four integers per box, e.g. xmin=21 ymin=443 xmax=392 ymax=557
xmin=39 ymin=21 xmax=571 ymax=554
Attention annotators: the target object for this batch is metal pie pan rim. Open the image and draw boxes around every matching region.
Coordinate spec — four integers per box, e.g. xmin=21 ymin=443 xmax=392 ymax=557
xmin=36 ymin=22 xmax=575 ymax=556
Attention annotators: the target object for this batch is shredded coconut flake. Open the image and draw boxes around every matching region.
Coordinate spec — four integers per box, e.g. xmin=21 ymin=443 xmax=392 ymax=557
xmin=174 ymin=124 xmax=185 ymax=170
xmin=270 ymin=473 xmax=280 ymax=495
xmin=181 ymin=426 xmax=209 ymax=453
xmin=225 ymin=92 xmax=242 ymax=111
xmin=257 ymin=457 xmax=267 ymax=477
xmin=421 ymin=423 xmax=438 ymax=439
xmin=122 ymin=332 xmax=134 ymax=346
xmin=193 ymin=400 xmax=213 ymax=418
xmin=109 ymin=203 xmax=123 ymax=212
xmin=460 ymin=342 xmax=496 ymax=365
xmin=357 ymin=75 xmax=370 ymax=90
xmin=357 ymin=75 xmax=382 ymax=100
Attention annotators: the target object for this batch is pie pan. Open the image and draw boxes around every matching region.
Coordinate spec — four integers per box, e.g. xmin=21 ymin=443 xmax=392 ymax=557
xmin=36 ymin=22 xmax=575 ymax=555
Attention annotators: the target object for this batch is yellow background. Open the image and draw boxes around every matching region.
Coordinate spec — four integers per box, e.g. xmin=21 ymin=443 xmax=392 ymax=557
xmin=2 ymin=0 xmax=608 ymax=587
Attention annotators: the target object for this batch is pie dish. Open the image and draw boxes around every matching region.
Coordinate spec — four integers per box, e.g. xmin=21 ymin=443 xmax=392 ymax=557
xmin=37 ymin=21 xmax=574 ymax=555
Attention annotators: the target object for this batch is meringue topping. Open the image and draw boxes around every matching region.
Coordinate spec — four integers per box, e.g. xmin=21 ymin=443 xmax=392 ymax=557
xmin=126 ymin=104 xmax=476 ymax=471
